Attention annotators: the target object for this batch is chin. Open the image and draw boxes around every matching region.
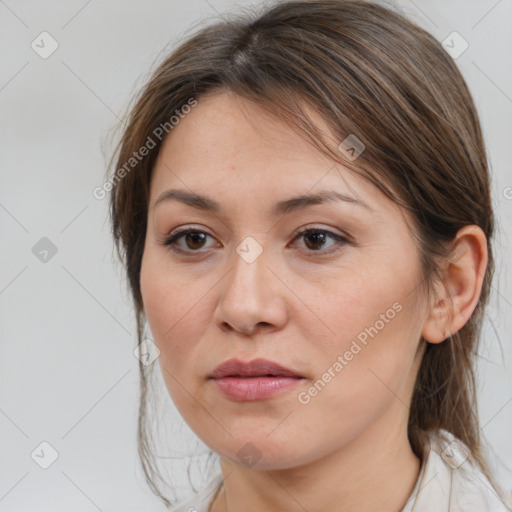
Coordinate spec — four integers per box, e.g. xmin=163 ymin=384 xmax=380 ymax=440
xmin=207 ymin=433 xmax=321 ymax=471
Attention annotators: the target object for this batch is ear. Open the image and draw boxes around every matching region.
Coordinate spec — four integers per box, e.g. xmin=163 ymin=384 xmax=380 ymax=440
xmin=421 ymin=225 xmax=488 ymax=344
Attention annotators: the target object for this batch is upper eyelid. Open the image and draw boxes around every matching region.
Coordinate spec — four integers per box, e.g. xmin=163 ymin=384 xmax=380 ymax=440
xmin=162 ymin=225 xmax=350 ymax=251
xmin=165 ymin=224 xmax=347 ymax=239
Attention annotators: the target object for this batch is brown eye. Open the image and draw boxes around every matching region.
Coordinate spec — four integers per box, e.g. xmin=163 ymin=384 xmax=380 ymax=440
xmin=161 ymin=226 xmax=349 ymax=256
xmin=163 ymin=229 xmax=214 ymax=253
xmin=182 ymin=231 xmax=208 ymax=250
xmin=292 ymin=228 xmax=349 ymax=254
xmin=303 ymin=230 xmax=328 ymax=250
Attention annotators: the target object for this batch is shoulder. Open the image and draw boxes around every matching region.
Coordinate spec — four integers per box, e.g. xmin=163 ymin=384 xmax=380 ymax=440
xmin=169 ymin=473 xmax=223 ymax=512
xmin=407 ymin=429 xmax=511 ymax=512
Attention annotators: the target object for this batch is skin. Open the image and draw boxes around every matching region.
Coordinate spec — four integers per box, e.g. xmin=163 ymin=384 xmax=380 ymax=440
xmin=140 ymin=90 xmax=488 ymax=512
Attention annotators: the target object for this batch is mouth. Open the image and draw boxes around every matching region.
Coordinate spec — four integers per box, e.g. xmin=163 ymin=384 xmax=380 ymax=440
xmin=209 ymin=358 xmax=305 ymax=401
xmin=209 ymin=357 xmax=304 ymax=379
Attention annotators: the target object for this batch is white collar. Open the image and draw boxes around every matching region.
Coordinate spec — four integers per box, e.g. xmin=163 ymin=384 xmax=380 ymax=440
xmin=401 ymin=429 xmax=510 ymax=511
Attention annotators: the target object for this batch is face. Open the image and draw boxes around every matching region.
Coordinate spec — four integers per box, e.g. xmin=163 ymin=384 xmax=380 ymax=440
xmin=140 ymin=90 xmax=429 ymax=470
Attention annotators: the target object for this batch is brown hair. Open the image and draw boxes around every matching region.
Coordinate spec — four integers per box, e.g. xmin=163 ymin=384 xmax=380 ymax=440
xmin=108 ymin=0 xmax=500 ymax=506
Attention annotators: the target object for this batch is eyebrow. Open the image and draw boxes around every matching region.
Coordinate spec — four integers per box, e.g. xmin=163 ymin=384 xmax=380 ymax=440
xmin=153 ymin=188 xmax=371 ymax=216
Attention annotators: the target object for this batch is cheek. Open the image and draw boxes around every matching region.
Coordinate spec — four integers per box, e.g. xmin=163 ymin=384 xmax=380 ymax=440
xmin=140 ymin=253 xmax=196 ymax=370
xmin=140 ymin=250 xmax=220 ymax=413
xmin=309 ymin=265 xmax=406 ymax=347
xmin=140 ymin=272 xmax=202 ymax=415
xmin=306 ymin=264 xmax=422 ymax=400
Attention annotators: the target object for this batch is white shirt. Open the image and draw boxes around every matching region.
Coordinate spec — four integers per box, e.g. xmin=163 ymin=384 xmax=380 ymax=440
xmin=170 ymin=431 xmax=511 ymax=512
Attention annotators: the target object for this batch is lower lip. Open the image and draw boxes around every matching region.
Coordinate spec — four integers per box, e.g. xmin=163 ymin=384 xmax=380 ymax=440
xmin=211 ymin=376 xmax=303 ymax=401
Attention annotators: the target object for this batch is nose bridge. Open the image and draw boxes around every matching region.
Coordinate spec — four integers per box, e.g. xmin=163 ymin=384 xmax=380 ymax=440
xmin=214 ymin=232 xmax=287 ymax=334
xmin=228 ymin=234 xmax=269 ymax=296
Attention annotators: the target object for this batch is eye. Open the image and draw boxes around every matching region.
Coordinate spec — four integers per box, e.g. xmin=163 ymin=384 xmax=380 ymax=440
xmin=160 ymin=227 xmax=216 ymax=254
xmin=290 ymin=227 xmax=349 ymax=254
xmin=159 ymin=226 xmax=349 ymax=255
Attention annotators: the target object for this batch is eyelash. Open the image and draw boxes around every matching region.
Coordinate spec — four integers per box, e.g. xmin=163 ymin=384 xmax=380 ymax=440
xmin=160 ymin=226 xmax=350 ymax=256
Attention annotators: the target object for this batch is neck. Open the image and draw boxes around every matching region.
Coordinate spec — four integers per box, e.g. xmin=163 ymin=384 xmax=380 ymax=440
xmin=210 ymin=416 xmax=421 ymax=512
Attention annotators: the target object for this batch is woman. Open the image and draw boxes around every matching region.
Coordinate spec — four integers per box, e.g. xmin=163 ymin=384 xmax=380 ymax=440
xmin=107 ymin=0 xmax=511 ymax=510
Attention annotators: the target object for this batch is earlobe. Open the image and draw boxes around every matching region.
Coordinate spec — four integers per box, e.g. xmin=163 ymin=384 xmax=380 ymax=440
xmin=421 ymin=225 xmax=488 ymax=345
xmin=421 ymin=290 xmax=453 ymax=344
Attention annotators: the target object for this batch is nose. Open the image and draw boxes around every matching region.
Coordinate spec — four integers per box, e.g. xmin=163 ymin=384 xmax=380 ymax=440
xmin=213 ymin=241 xmax=288 ymax=336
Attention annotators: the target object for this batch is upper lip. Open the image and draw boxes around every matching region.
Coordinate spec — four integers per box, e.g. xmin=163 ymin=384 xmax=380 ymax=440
xmin=210 ymin=358 xmax=303 ymax=379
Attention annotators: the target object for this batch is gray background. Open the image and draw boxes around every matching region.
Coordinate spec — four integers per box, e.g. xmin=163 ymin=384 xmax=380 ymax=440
xmin=1 ymin=0 xmax=511 ymax=510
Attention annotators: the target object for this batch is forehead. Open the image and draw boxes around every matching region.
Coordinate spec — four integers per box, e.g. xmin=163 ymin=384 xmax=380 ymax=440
xmin=155 ymin=91 xmax=335 ymax=173
xmin=148 ymin=91 xmax=389 ymax=216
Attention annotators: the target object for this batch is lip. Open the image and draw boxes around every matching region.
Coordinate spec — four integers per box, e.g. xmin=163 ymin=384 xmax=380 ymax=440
xmin=210 ymin=358 xmax=303 ymax=379
xmin=209 ymin=358 xmax=304 ymax=402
